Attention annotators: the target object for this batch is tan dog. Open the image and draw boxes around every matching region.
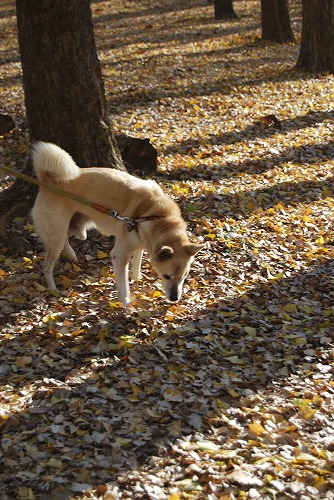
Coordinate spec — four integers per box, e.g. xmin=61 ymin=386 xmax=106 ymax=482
xmin=31 ymin=142 xmax=204 ymax=305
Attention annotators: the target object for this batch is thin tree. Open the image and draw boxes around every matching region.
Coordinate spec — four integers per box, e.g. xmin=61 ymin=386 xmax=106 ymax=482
xmin=214 ymin=0 xmax=237 ymax=19
xmin=261 ymin=0 xmax=295 ymax=43
xmin=0 ymin=0 xmax=124 ymax=225
xmin=297 ymin=0 xmax=334 ymax=72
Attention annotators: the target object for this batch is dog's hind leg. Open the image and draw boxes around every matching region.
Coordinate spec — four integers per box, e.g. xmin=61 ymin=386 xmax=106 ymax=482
xmin=131 ymin=250 xmax=143 ymax=280
xmin=63 ymin=238 xmax=78 ymax=261
xmin=43 ymin=230 xmax=68 ymax=291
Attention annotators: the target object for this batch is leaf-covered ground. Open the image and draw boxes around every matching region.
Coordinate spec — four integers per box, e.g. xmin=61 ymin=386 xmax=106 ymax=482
xmin=1 ymin=0 xmax=334 ymax=499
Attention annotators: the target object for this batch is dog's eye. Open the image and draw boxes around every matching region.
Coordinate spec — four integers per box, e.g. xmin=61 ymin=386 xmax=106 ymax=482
xmin=163 ymin=274 xmax=171 ymax=280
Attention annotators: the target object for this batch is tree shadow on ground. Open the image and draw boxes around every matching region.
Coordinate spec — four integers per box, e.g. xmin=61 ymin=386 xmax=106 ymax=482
xmin=162 ymin=147 xmax=334 ymax=195
xmin=176 ymin=175 xmax=334 ymax=233
xmin=0 ymin=252 xmax=333 ymax=498
xmin=107 ymin=63 xmax=311 ymax=114
xmin=162 ymin=109 xmax=334 ymax=162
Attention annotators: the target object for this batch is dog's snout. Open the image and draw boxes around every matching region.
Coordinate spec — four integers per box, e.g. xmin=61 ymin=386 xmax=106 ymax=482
xmin=169 ymin=284 xmax=180 ymax=302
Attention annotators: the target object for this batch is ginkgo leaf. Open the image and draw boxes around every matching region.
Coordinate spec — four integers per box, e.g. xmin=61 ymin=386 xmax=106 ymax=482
xmin=1 ymin=0 xmax=334 ymax=498
xmin=248 ymin=421 xmax=266 ymax=436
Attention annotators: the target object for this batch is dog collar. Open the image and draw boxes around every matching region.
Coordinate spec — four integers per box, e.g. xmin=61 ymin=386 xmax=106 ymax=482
xmin=107 ymin=210 xmax=161 ymax=232
xmin=127 ymin=215 xmax=162 ymax=232
xmin=131 ymin=215 xmax=162 ymax=232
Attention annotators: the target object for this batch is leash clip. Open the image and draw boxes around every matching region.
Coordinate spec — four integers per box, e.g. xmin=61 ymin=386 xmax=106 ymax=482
xmin=108 ymin=209 xmax=136 ymax=232
xmin=108 ymin=209 xmax=119 ymax=219
xmin=122 ymin=216 xmax=137 ymax=232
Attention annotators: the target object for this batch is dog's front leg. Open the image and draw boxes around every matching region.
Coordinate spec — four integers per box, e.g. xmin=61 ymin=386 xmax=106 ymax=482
xmin=131 ymin=250 xmax=143 ymax=280
xmin=111 ymin=243 xmax=132 ymax=305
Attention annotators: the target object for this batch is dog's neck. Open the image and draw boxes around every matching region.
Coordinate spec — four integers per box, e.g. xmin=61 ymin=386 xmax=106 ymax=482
xmin=136 ymin=215 xmax=189 ymax=254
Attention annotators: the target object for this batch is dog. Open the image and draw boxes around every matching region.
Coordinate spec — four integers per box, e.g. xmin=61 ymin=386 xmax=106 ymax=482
xmin=31 ymin=142 xmax=204 ymax=305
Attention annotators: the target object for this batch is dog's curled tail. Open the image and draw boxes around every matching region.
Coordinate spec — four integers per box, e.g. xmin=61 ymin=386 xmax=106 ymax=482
xmin=31 ymin=142 xmax=81 ymax=184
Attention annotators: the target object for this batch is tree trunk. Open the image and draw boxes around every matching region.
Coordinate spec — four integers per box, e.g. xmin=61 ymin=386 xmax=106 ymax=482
xmin=214 ymin=0 xmax=237 ymax=19
xmin=261 ymin=0 xmax=295 ymax=43
xmin=0 ymin=0 xmax=124 ymax=231
xmin=16 ymin=0 xmax=123 ymax=168
xmin=297 ymin=0 xmax=334 ymax=72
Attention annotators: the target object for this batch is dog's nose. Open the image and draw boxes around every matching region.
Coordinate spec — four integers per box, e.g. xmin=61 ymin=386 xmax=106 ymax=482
xmin=169 ymin=284 xmax=179 ymax=302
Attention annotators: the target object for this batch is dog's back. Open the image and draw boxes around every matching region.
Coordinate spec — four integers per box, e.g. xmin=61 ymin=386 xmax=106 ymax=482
xmin=32 ymin=142 xmax=81 ymax=184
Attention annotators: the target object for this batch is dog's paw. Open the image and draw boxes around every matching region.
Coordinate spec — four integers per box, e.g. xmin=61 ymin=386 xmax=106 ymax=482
xmin=117 ymin=294 xmax=131 ymax=307
xmin=131 ymin=272 xmax=142 ymax=281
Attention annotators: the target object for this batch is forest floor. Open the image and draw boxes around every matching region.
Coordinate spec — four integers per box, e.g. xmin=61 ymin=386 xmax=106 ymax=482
xmin=1 ymin=0 xmax=334 ymax=499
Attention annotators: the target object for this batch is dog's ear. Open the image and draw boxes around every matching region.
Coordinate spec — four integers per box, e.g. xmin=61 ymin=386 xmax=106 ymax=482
xmin=156 ymin=245 xmax=174 ymax=262
xmin=185 ymin=243 xmax=206 ymax=257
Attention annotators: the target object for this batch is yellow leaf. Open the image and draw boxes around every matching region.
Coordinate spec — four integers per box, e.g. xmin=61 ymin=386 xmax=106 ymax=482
xmin=300 ymin=305 xmax=314 ymax=314
xmin=17 ymin=487 xmax=35 ymax=499
xmin=283 ymin=303 xmax=298 ymax=313
xmin=61 ymin=275 xmax=71 ymax=288
xmin=294 ymin=336 xmax=307 ymax=345
xmin=227 ymin=388 xmax=239 ymax=398
xmin=300 ymin=405 xmax=317 ymax=420
xmin=35 ymin=283 xmax=46 ymax=292
xmin=71 ymin=329 xmax=85 ymax=337
xmin=248 ymin=420 xmax=265 ymax=436
xmin=116 ymin=437 xmax=131 ymax=446
xmin=285 ymin=424 xmax=298 ymax=432
xmin=42 ymin=314 xmax=57 ymax=323
xmin=109 ymin=301 xmax=122 ymax=310
xmin=169 ymin=420 xmax=182 ymax=437
xmin=15 ymin=357 xmax=26 ymax=368
xmin=98 ymin=327 xmax=109 ymax=340
xmin=46 ymin=458 xmax=63 ymax=468
xmin=50 ymin=396 xmax=64 ymax=406
xmin=97 ymin=250 xmax=109 ymax=259
xmin=196 ymin=440 xmax=219 ymax=451
xmin=15 ymin=356 xmax=32 ymax=368
xmin=294 ymin=452 xmax=317 ymax=462
xmin=168 ymin=494 xmax=180 ymax=500
xmin=244 ymin=326 xmax=257 ymax=337
xmin=224 ymin=355 xmax=245 ymax=364
xmin=314 ymin=476 xmax=326 ymax=492
xmin=130 ymin=382 xmax=141 ymax=395
xmin=137 ymin=310 xmax=152 ymax=318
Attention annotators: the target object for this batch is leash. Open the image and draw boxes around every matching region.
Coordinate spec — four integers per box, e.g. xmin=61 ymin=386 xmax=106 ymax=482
xmin=0 ymin=163 xmax=160 ymax=232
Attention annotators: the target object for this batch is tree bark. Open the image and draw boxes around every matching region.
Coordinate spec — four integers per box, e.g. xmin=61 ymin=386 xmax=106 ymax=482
xmin=261 ymin=0 xmax=295 ymax=43
xmin=0 ymin=0 xmax=124 ymax=230
xmin=214 ymin=0 xmax=237 ymax=19
xmin=16 ymin=0 xmax=123 ymax=168
xmin=297 ymin=0 xmax=334 ymax=72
